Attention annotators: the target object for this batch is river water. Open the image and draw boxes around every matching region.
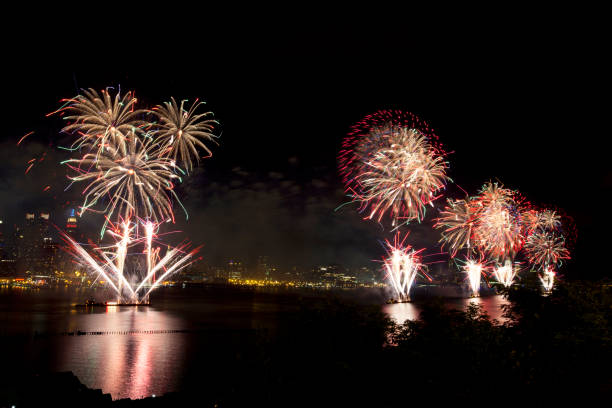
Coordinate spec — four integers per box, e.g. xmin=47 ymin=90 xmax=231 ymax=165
xmin=0 ymin=286 xmax=509 ymax=400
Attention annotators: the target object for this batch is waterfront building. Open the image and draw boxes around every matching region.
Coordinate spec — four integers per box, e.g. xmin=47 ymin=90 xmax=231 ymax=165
xmin=227 ymin=260 xmax=245 ymax=280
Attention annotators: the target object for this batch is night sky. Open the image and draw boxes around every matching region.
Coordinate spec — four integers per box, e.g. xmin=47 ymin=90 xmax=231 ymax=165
xmin=1 ymin=21 xmax=607 ymax=277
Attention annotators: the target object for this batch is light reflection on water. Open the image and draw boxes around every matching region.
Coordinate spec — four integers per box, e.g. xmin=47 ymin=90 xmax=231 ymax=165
xmin=383 ymin=294 xmax=510 ymax=324
xmin=55 ymin=308 xmax=186 ymax=400
xmin=1 ymin=287 xmax=511 ymax=400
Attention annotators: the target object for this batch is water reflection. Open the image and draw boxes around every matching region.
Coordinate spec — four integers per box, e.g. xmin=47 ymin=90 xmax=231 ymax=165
xmin=461 ymin=295 xmax=510 ymax=322
xmin=383 ymin=295 xmax=510 ymax=324
xmin=56 ymin=307 xmax=186 ymax=400
xmin=383 ymin=302 xmax=420 ymax=323
xmin=1 ymin=287 xmax=514 ymax=400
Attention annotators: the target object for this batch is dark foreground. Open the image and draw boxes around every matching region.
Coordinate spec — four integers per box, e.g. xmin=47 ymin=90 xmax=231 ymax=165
xmin=2 ymin=281 xmax=611 ymax=406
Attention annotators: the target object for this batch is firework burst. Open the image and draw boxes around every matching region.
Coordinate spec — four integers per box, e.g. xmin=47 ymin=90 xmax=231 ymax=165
xmin=49 ymin=86 xmax=218 ymax=302
xmin=340 ymin=114 xmax=449 ymax=226
xmin=435 ymin=198 xmax=477 ymax=256
xmin=472 ymin=182 xmax=524 ymax=259
xmin=152 ymin=97 xmax=218 ymax=173
xmin=61 ymin=88 xmax=145 ymax=157
xmin=493 ymin=260 xmax=519 ymax=287
xmin=340 ymin=110 xmax=440 ymax=179
xmin=63 ymin=136 xmax=181 ymax=227
xmin=463 ymin=258 xmax=485 ymax=297
xmin=524 ymin=231 xmax=570 ymax=270
xmin=382 ymin=233 xmax=427 ymax=302
xmin=61 ymin=219 xmax=200 ymax=303
xmin=523 ymin=209 xmax=562 ymax=233
xmin=539 ymin=267 xmax=556 ymax=293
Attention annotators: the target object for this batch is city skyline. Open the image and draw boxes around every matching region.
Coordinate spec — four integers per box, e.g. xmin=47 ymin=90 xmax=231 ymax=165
xmin=0 ymin=26 xmax=607 ymax=278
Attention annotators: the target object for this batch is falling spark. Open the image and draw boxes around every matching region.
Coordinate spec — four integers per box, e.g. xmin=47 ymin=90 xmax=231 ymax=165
xmin=17 ymin=131 xmax=34 ymax=146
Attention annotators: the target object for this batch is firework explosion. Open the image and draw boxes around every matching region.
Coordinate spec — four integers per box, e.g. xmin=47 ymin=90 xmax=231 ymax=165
xmin=472 ymin=182 xmax=524 ymax=259
xmin=435 ymin=198 xmax=476 ymax=257
xmin=493 ymin=260 xmax=519 ymax=288
xmin=436 ymin=182 xmax=530 ymax=288
xmin=436 ymin=183 xmax=521 ymax=259
xmin=523 ymin=209 xmax=562 ymax=234
xmin=382 ymin=233 xmax=427 ymax=302
xmin=522 ymin=207 xmax=571 ymax=291
xmin=524 ymin=230 xmax=570 ymax=269
xmin=61 ymin=219 xmax=201 ymax=302
xmin=151 ymin=97 xmax=218 ymax=174
xmin=539 ymin=267 xmax=556 ymax=293
xmin=463 ymin=259 xmax=485 ymax=297
xmin=63 ymin=135 xmax=181 ymax=228
xmin=60 ymin=88 xmax=145 ymax=157
xmin=339 ymin=111 xmax=449 ymax=227
xmin=51 ymin=87 xmax=217 ymax=303
xmin=335 ymin=109 xmax=573 ymax=298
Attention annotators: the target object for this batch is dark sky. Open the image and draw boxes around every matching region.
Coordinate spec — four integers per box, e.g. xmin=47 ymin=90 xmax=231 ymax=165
xmin=0 ymin=18 xmax=608 ymax=277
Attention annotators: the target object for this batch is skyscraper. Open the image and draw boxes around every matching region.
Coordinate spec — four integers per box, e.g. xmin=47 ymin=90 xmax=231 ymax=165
xmin=256 ymin=256 xmax=270 ymax=281
xmin=227 ymin=260 xmax=244 ymax=280
xmin=20 ymin=212 xmax=54 ymax=276
xmin=66 ymin=208 xmax=78 ymax=236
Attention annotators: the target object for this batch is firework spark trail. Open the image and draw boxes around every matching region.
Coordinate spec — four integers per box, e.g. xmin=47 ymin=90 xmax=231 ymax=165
xmin=116 ymin=221 xmax=131 ymax=297
xmin=463 ymin=259 xmax=484 ymax=297
xmin=143 ymin=246 xmax=201 ymax=298
xmin=524 ymin=231 xmax=570 ymax=270
xmin=60 ymin=88 xmax=145 ymax=157
xmin=523 ymin=209 xmax=562 ymax=234
xmin=90 ymin=242 xmax=137 ymax=300
xmin=17 ymin=131 xmax=34 ymax=146
xmin=60 ymin=231 xmax=127 ymax=297
xmin=341 ymin=118 xmax=450 ymax=226
xmin=493 ymin=260 xmax=519 ymax=287
xmin=63 ymin=135 xmax=181 ymax=225
xmin=63 ymin=219 xmax=199 ymax=303
xmin=144 ymin=221 xmax=156 ymax=286
xmin=435 ymin=198 xmax=477 ymax=256
xmin=472 ymin=182 xmax=524 ymax=260
xmin=539 ymin=267 xmax=555 ymax=292
xmin=522 ymin=207 xmax=570 ymax=292
xmin=133 ymin=244 xmax=190 ymax=295
xmin=151 ymin=97 xmax=218 ymax=174
xmin=382 ymin=233 xmax=425 ymax=302
xmin=359 ymin=128 xmax=448 ymax=224
xmin=48 ymin=87 xmax=215 ymax=302
xmin=339 ymin=110 xmax=443 ymax=184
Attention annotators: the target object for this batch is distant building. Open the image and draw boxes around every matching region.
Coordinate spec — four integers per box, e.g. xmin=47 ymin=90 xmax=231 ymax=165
xmin=0 ymin=218 xmax=5 ymax=261
xmin=20 ymin=212 xmax=54 ymax=276
xmin=256 ymin=256 xmax=270 ymax=280
xmin=212 ymin=265 xmax=228 ymax=281
xmin=288 ymin=266 xmax=302 ymax=281
xmin=315 ymin=264 xmax=356 ymax=287
xmin=255 ymin=256 xmax=279 ymax=281
xmin=66 ymin=208 xmax=79 ymax=236
xmin=0 ymin=218 xmax=16 ymax=276
xmin=355 ymin=266 xmax=379 ymax=284
xmin=227 ymin=260 xmax=245 ymax=280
